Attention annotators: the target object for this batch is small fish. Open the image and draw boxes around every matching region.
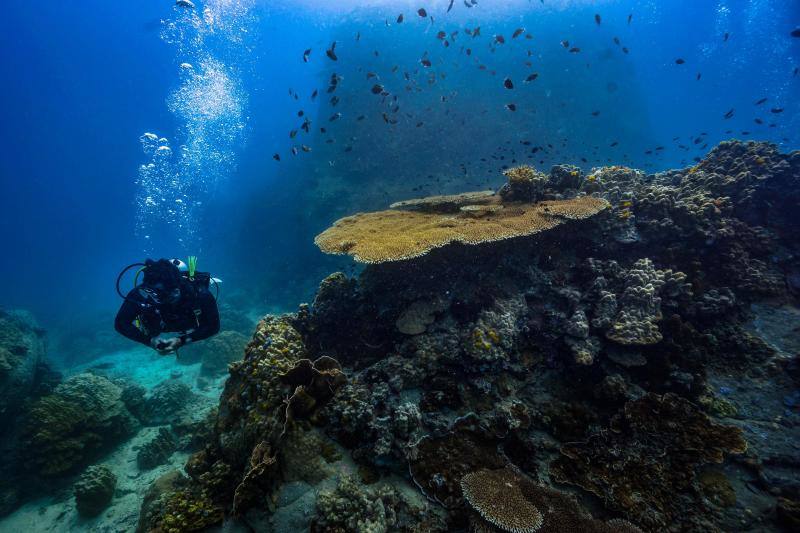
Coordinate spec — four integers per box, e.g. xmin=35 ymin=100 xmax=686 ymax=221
xmin=311 ymin=89 xmax=318 ymax=100
xmin=297 ymin=110 xmax=304 ymax=117
xmin=627 ymin=13 xmax=632 ymax=25
xmin=416 ymin=121 xmax=424 ymax=127
xmin=371 ymin=84 xmax=384 ymax=94
xmin=291 ymin=147 xmax=298 ymax=156
xmin=303 ymin=49 xmax=311 ymax=62
xmin=421 ymin=58 xmax=432 ymax=67
xmin=326 ymin=42 xmax=338 ymax=61
xmin=613 ymin=36 xmax=620 ymax=45
xmin=569 ymin=47 xmax=581 ymax=53
xmin=723 ymin=108 xmax=735 ymax=119
xmin=754 ymin=97 xmax=767 ymax=105
xmin=417 ymin=8 xmax=427 ymax=17
xmin=272 ymin=153 xmax=280 ymax=161
xmin=561 ymin=40 xmax=569 ymax=48
xmin=696 ymin=72 xmax=702 ymax=80
xmin=723 ymin=32 xmax=729 ymax=42
xmin=594 ymin=14 xmax=601 ymax=25
xmin=610 ymin=141 xmax=619 ymax=147
xmin=397 ymin=13 xmax=404 ymax=23
xmin=675 ymin=58 xmax=685 ymax=64
xmin=524 ymin=73 xmax=539 ymax=82
xmin=754 ymin=118 xmax=763 ymax=124
xmin=329 ymin=112 xmax=342 ymax=121
xmin=301 ymin=145 xmax=311 ymax=153
xmin=505 ymin=103 xmax=517 ymax=111
xmin=447 ymin=0 xmax=455 ymax=13
xmin=591 ymin=110 xmax=600 ymax=116
xmin=512 ymin=28 xmax=525 ymax=39
xmin=289 ymin=130 xmax=298 ymax=138
xmin=495 ymin=35 xmax=505 ymax=44
xmin=771 ymin=107 xmax=784 ymax=113
xmin=503 ymin=78 xmax=514 ymax=89
xmin=622 ymin=47 xmax=629 ymax=54
xmin=330 ymin=96 xmax=339 ymax=106
xmin=791 ymin=28 xmax=800 ymax=38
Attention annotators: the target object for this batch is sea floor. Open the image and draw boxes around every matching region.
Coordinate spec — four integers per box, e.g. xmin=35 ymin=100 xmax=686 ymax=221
xmin=0 ymin=347 xmax=225 ymax=533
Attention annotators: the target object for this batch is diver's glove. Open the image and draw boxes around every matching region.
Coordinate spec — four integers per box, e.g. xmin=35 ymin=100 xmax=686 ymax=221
xmin=150 ymin=336 xmax=183 ymax=355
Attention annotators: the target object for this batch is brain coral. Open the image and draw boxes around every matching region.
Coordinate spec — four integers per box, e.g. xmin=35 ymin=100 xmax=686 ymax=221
xmin=315 ymin=195 xmax=609 ymax=264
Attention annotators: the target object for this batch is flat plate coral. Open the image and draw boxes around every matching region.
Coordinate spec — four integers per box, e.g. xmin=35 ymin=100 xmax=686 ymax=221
xmin=315 ymin=194 xmax=609 ymax=264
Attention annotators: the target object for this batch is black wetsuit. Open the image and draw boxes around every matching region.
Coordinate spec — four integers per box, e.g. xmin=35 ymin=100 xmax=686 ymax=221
xmin=114 ymin=282 xmax=220 ymax=347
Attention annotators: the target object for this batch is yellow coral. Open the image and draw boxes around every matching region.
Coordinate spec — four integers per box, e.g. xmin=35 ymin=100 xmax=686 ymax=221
xmin=315 ymin=195 xmax=609 ymax=264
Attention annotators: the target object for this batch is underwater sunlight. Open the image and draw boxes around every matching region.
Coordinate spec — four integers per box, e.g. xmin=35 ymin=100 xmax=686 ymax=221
xmin=0 ymin=0 xmax=799 ymax=531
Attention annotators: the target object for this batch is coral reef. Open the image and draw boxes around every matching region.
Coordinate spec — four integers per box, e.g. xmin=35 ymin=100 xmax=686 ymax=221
xmin=134 ymin=141 xmax=800 ymax=533
xmin=74 ymin=464 xmax=117 ymax=517
xmin=20 ymin=373 xmax=139 ymax=477
xmin=550 ymin=393 xmax=747 ymax=530
xmin=0 ymin=309 xmax=48 ymax=424
xmin=178 ymin=329 xmax=248 ymax=376
xmin=137 ymin=427 xmax=178 ymax=471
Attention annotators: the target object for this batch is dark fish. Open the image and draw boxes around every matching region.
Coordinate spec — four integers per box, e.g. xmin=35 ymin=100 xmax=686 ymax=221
xmin=627 ymin=13 xmax=632 ymax=25
xmin=330 ymin=96 xmax=339 ymax=106
xmin=437 ymin=31 xmax=446 ymax=39
xmin=357 ymin=115 xmax=366 ymax=121
xmin=754 ymin=118 xmax=763 ymax=124
xmin=301 ymin=118 xmax=311 ymax=132
xmin=610 ymin=141 xmax=618 ymax=147
xmin=569 ymin=47 xmax=581 ymax=53
xmin=622 ymin=47 xmax=629 ymax=54
xmin=512 ymin=28 xmax=525 ymax=39
xmin=298 ymin=110 xmax=304 ymax=117
xmin=301 ymin=145 xmax=311 ymax=153
xmin=723 ymin=32 xmax=729 ymax=41
xmin=503 ymin=78 xmax=514 ymax=89
xmin=505 ymin=103 xmax=517 ymax=111
xmin=371 ymin=84 xmax=384 ymax=94
xmin=771 ymin=107 xmax=784 ymax=113
xmin=495 ymin=35 xmax=505 ymax=44
xmin=291 ymin=147 xmax=298 ymax=156
xmin=696 ymin=72 xmax=702 ymax=80
xmin=397 ymin=14 xmax=404 ymax=23
xmin=416 ymin=121 xmax=424 ymax=127
xmin=311 ymin=89 xmax=318 ymax=100
xmin=421 ymin=58 xmax=432 ymax=67
xmin=447 ymin=0 xmax=455 ymax=13
xmin=303 ymin=49 xmax=311 ymax=62
xmin=272 ymin=153 xmax=280 ymax=161
xmin=594 ymin=14 xmax=601 ymax=25
xmin=473 ymin=26 xmax=481 ymax=37
xmin=561 ymin=40 xmax=569 ymax=48
xmin=466 ymin=48 xmax=472 ymax=55
xmin=326 ymin=42 xmax=338 ymax=61
xmin=329 ymin=112 xmax=342 ymax=121
xmin=723 ymin=108 xmax=734 ymax=119
xmin=524 ymin=73 xmax=539 ymax=82
xmin=289 ymin=129 xmax=297 ymax=138
xmin=675 ymin=58 xmax=685 ymax=64
xmin=344 ymin=146 xmax=353 ymax=152
xmin=791 ymin=28 xmax=800 ymax=38
xmin=591 ymin=111 xmax=600 ymax=116
xmin=613 ymin=36 xmax=620 ymax=45
xmin=754 ymin=97 xmax=767 ymax=105
xmin=418 ymin=8 xmax=427 ymax=17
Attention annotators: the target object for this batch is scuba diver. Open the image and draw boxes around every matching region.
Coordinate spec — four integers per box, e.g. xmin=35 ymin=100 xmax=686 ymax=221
xmin=115 ymin=257 xmax=220 ymax=354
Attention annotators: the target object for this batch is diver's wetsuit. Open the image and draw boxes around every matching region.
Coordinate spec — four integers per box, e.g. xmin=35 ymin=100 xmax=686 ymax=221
xmin=114 ymin=283 xmax=220 ymax=347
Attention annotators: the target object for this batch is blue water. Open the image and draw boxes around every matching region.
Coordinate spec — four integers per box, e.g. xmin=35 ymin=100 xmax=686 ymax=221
xmin=1 ymin=0 xmax=798 ymax=343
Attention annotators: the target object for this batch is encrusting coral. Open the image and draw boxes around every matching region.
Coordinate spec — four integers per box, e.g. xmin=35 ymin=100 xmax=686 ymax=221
xmin=74 ymin=464 xmax=117 ymax=517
